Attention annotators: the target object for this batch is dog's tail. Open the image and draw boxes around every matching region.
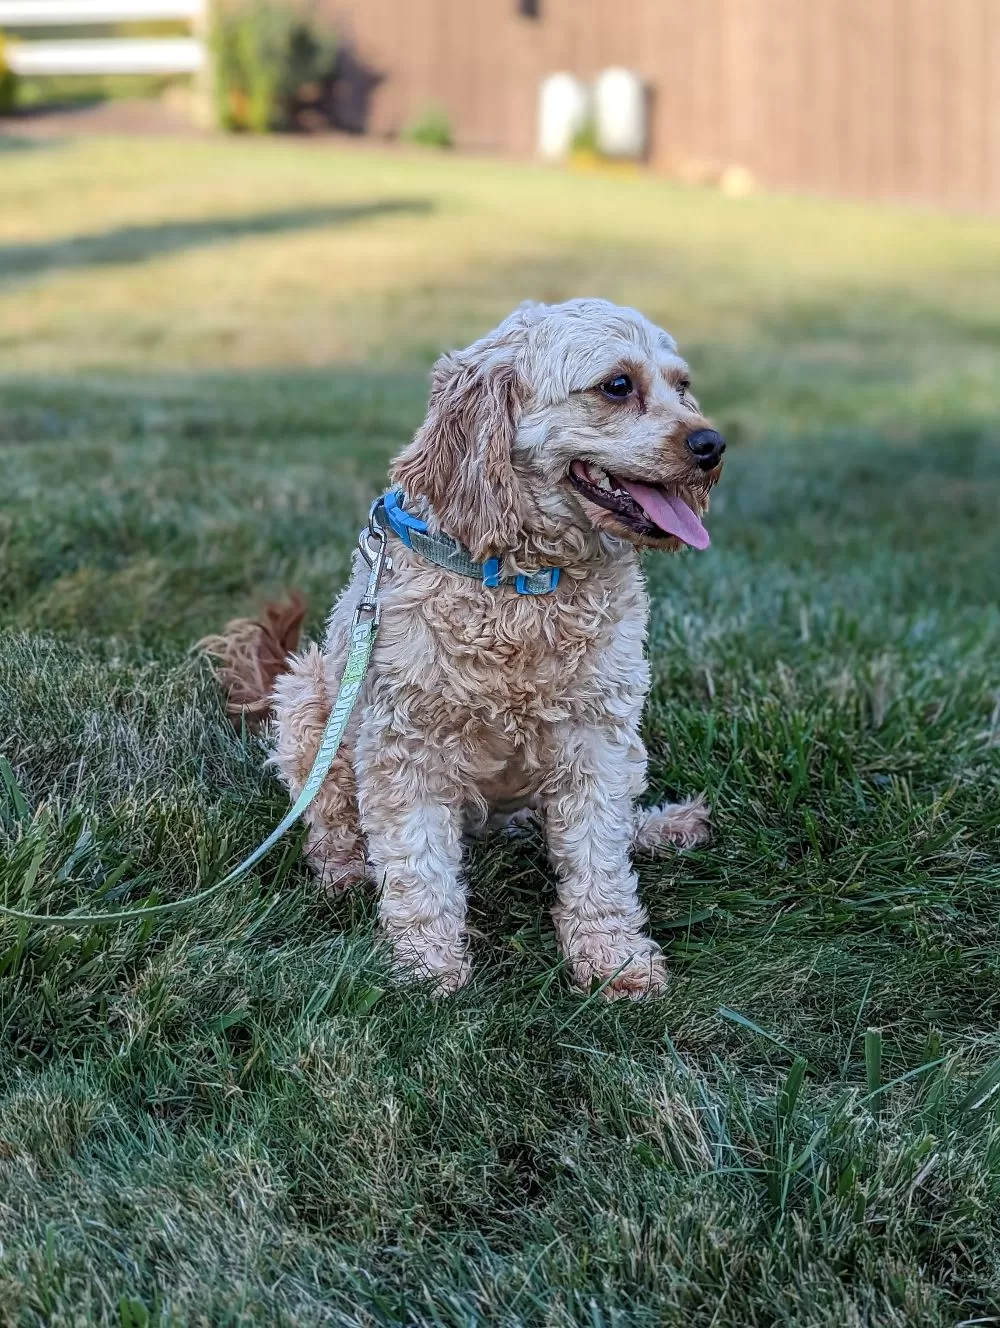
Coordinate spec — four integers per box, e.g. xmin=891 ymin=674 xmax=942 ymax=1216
xmin=198 ymin=591 xmax=307 ymax=731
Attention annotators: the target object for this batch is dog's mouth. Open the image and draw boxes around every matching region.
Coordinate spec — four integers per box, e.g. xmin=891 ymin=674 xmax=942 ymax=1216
xmin=568 ymin=461 xmax=711 ymax=549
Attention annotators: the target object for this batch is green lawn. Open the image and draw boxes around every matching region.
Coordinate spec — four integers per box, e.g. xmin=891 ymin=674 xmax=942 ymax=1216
xmin=1 ymin=134 xmax=1000 ymax=1326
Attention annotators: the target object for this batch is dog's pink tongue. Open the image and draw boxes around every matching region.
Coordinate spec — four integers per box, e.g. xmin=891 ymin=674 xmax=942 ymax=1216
xmin=619 ymin=481 xmax=711 ymax=550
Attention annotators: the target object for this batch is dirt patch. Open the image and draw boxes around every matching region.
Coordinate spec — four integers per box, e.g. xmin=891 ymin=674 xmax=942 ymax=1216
xmin=0 ymin=96 xmax=201 ymax=139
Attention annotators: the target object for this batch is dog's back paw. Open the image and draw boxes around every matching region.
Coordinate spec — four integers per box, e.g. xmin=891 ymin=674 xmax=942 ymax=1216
xmin=633 ymin=794 xmax=711 ymax=852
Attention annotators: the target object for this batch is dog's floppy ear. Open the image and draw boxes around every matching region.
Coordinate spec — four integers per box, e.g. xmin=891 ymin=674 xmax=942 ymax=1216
xmin=390 ymin=351 xmax=524 ymax=561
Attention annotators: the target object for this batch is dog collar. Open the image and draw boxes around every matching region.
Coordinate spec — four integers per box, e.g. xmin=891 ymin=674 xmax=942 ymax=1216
xmin=374 ymin=489 xmax=561 ymax=595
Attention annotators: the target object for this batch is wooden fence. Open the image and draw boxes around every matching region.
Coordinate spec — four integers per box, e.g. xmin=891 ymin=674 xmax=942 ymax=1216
xmin=0 ymin=0 xmax=205 ymax=75
xmin=3 ymin=0 xmax=996 ymax=210
xmin=323 ymin=0 xmax=1000 ymax=211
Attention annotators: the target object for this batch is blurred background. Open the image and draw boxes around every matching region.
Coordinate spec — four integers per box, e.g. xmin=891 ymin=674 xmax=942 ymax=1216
xmin=3 ymin=0 xmax=999 ymax=203
xmin=1 ymin=0 xmax=998 ymax=651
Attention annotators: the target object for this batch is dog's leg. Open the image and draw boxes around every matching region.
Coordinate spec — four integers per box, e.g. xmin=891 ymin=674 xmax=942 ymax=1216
xmin=633 ymin=794 xmax=711 ymax=852
xmin=355 ymin=734 xmax=471 ymax=995
xmin=271 ymin=645 xmax=367 ymax=891
xmin=543 ymin=725 xmax=667 ymax=1000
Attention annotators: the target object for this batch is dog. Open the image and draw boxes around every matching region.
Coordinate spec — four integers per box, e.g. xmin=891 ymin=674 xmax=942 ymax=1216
xmin=203 ymin=298 xmax=724 ymax=998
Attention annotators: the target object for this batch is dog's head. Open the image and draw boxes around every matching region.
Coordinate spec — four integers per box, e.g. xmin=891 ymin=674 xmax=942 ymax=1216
xmin=391 ymin=298 xmax=724 ymax=563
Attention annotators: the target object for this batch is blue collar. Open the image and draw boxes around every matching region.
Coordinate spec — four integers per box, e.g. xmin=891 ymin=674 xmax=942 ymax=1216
xmin=375 ymin=489 xmax=561 ymax=595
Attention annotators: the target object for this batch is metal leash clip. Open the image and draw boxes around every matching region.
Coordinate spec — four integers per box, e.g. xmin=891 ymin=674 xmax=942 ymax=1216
xmin=354 ymin=498 xmax=392 ymax=628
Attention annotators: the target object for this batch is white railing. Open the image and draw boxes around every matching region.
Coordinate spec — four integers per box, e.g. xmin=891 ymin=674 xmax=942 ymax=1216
xmin=0 ymin=0 xmax=206 ymax=76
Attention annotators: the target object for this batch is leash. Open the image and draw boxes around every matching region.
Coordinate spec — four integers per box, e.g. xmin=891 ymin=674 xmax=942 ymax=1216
xmin=0 ymin=505 xmax=392 ymax=929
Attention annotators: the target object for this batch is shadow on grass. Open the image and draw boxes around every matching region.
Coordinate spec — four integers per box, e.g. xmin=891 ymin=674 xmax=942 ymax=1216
xmin=0 ymin=133 xmax=64 ymax=153
xmin=0 ymin=198 xmax=433 ymax=286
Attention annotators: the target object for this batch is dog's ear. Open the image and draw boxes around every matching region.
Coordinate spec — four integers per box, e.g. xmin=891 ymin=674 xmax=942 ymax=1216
xmin=390 ymin=352 xmax=524 ymax=561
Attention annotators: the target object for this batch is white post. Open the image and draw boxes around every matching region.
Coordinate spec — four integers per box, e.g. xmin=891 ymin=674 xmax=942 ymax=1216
xmin=594 ymin=68 xmax=647 ymax=159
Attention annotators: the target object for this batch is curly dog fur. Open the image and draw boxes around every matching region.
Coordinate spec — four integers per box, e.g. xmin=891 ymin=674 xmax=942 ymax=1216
xmin=203 ymin=299 xmax=722 ymax=998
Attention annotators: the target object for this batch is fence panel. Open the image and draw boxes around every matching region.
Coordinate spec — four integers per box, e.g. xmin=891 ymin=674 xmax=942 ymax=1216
xmin=1 ymin=0 xmax=205 ymax=78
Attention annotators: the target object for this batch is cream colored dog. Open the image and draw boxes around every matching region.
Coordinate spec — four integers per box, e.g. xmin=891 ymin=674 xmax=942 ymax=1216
xmin=205 ymin=299 xmax=724 ymax=998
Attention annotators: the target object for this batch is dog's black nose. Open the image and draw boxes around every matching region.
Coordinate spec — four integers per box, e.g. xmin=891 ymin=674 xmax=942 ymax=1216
xmin=685 ymin=428 xmax=726 ymax=471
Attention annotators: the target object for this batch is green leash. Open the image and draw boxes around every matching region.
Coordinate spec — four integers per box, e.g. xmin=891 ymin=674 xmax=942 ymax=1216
xmin=0 ymin=510 xmax=390 ymax=929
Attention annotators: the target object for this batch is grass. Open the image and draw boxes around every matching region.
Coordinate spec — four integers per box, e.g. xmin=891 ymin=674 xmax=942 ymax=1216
xmin=1 ymin=135 xmax=999 ymax=1325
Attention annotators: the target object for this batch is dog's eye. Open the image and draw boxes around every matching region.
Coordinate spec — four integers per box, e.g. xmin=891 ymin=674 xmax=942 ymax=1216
xmin=678 ymin=378 xmax=690 ymax=403
xmin=600 ymin=374 xmax=633 ymax=400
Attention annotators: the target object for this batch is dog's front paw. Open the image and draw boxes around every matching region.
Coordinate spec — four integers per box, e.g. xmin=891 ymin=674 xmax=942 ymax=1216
xmin=306 ymin=843 xmax=368 ymax=894
xmin=633 ymin=794 xmax=711 ymax=852
xmin=566 ymin=931 xmax=668 ymax=1001
xmin=386 ymin=929 xmax=472 ymax=997
xmin=601 ymin=951 xmax=668 ymax=1001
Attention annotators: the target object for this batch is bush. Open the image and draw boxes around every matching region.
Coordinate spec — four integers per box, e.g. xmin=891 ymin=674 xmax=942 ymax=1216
xmin=0 ymin=33 xmax=19 ymax=115
xmin=402 ymin=103 xmax=453 ymax=149
xmin=569 ymin=118 xmax=599 ymax=155
xmin=212 ymin=0 xmax=337 ymax=133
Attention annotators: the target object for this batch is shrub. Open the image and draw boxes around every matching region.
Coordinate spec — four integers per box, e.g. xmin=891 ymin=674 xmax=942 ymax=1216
xmin=212 ymin=0 xmax=337 ymax=133
xmin=0 ymin=33 xmax=19 ymax=115
xmin=402 ymin=103 xmax=453 ymax=149
xmin=569 ymin=118 xmax=600 ymax=155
